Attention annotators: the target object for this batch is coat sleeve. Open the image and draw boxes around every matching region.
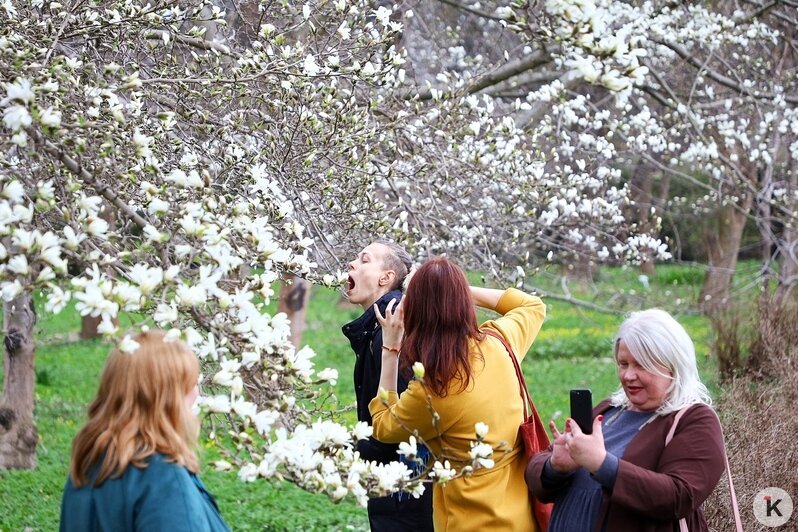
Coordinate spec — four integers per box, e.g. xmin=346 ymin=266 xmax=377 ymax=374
xmin=484 ymin=289 xmax=546 ymax=363
xmin=525 ymin=447 xmax=573 ymax=503
xmin=369 ymin=381 xmax=456 ymax=444
xmin=608 ymin=406 xmax=726 ymax=520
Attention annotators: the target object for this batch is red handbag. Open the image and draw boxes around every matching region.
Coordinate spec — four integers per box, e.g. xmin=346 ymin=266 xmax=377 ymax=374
xmin=483 ymin=328 xmax=553 ymax=532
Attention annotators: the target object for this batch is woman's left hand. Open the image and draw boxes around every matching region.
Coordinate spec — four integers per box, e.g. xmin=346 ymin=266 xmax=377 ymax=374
xmin=374 ymin=298 xmax=404 ymax=350
xmin=563 ymin=415 xmax=607 ymax=474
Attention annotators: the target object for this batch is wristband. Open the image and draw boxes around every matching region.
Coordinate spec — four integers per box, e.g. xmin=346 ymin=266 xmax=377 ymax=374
xmin=381 ymin=345 xmax=400 ymax=354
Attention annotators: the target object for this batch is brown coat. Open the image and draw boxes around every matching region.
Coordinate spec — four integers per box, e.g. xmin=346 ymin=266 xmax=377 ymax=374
xmin=526 ymin=400 xmax=726 ymax=532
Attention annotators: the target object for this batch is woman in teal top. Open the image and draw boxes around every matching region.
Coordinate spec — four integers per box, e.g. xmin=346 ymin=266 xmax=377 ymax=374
xmin=60 ymin=330 xmax=229 ymax=532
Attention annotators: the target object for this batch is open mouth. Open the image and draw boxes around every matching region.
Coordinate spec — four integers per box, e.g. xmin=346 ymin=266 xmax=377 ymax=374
xmin=347 ymin=276 xmax=355 ymax=293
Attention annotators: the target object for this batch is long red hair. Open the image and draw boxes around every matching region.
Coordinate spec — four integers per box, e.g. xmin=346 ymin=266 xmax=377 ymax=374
xmin=400 ymin=257 xmax=484 ymax=396
xmin=69 ymin=330 xmax=200 ymax=487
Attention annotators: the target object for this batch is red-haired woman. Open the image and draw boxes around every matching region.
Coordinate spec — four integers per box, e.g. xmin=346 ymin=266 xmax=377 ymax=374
xmin=60 ymin=330 xmax=229 ymax=532
xmin=369 ymin=257 xmax=546 ymax=531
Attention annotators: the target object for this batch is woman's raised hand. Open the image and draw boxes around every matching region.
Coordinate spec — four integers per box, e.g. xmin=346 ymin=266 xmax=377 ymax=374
xmin=374 ymin=298 xmax=404 ymax=351
xmin=563 ymin=416 xmax=607 ymax=474
xmin=548 ymin=420 xmax=579 ymax=473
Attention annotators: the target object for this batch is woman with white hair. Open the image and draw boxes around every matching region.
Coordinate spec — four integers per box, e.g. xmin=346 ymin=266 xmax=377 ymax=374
xmin=526 ymin=309 xmax=726 ymax=532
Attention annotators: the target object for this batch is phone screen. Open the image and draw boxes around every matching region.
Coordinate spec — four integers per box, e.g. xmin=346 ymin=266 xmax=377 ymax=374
xmin=570 ymin=388 xmax=593 ymax=434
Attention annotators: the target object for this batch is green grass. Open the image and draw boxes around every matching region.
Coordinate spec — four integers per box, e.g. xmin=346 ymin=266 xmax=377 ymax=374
xmin=0 ymin=263 xmax=722 ymax=531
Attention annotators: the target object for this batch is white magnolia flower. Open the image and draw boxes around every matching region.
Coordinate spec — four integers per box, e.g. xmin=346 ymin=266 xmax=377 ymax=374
xmin=361 ymin=61 xmax=376 ymax=77
xmin=176 ymin=283 xmax=207 ymax=307
xmin=85 ymin=217 xmax=109 ymax=237
xmin=73 ymin=283 xmax=119 ymax=319
xmin=61 ymin=226 xmax=86 ymax=250
xmin=96 ymin=316 xmax=118 ymax=335
xmin=7 ymin=255 xmax=29 ymax=275
xmin=469 ymin=442 xmax=495 ymax=469
xmin=202 ymin=394 xmax=231 ymax=413
xmin=430 ymin=460 xmax=456 ymax=484
xmin=373 ymin=6 xmax=392 ymax=26
xmin=147 ymin=197 xmax=169 ymax=216
xmin=317 ymin=367 xmax=338 ymax=385
xmin=397 ymin=435 xmax=418 ymax=459
xmin=44 ymin=287 xmax=71 ymax=314
xmin=36 ymin=180 xmax=55 ymax=202
xmin=213 ymin=460 xmax=233 ymax=471
xmin=143 ymin=224 xmax=166 ymax=243
xmin=1 ymin=280 xmax=23 ymax=301
xmin=475 ymin=422 xmax=489 ymax=440
xmin=352 ymin=421 xmax=373 ymax=441
xmin=39 ymin=107 xmax=61 ymax=127
xmin=1 ymin=78 xmax=34 ymax=105
xmin=127 ymin=263 xmax=163 ymax=295
xmin=119 ymin=335 xmax=141 ymax=354
xmin=253 ymin=409 xmax=280 ymax=436
xmin=237 ymin=463 xmax=258 ymax=482
xmin=36 ymin=266 xmax=56 ymax=282
xmin=2 ymin=180 xmax=24 ymax=203
xmin=303 ymin=54 xmax=320 ymax=76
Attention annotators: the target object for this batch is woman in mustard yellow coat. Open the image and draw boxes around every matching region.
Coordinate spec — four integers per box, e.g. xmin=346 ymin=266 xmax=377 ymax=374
xmin=369 ymin=257 xmax=546 ymax=531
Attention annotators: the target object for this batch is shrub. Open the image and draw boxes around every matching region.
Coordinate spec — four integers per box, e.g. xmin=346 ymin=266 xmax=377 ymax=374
xmin=704 ymin=297 xmax=798 ymax=531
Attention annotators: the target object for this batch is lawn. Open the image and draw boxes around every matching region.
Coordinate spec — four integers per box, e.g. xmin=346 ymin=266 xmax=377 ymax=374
xmin=0 ymin=262 xmax=720 ymax=531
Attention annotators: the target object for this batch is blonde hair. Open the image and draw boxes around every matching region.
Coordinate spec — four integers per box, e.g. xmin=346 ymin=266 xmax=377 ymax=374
xmin=609 ymin=309 xmax=711 ymax=415
xmin=69 ymin=330 xmax=201 ymax=487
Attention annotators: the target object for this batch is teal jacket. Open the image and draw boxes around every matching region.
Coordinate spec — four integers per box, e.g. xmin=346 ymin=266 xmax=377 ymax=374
xmin=60 ymin=453 xmax=230 ymax=532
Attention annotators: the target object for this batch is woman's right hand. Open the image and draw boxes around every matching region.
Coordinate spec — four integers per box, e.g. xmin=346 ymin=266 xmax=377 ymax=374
xmin=374 ymin=298 xmax=404 ymax=350
xmin=548 ymin=420 xmax=579 ymax=473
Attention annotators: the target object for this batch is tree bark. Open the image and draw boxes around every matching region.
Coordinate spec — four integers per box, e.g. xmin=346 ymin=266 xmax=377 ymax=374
xmin=699 ymin=192 xmax=754 ymax=312
xmin=0 ymin=293 xmax=38 ymax=469
xmin=775 ymin=163 xmax=798 ymax=305
xmin=277 ymin=276 xmax=312 ymax=348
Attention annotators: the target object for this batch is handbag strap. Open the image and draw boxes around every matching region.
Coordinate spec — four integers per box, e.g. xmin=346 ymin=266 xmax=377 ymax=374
xmin=665 ymin=404 xmax=743 ymax=532
xmin=482 ymin=328 xmax=532 ymax=419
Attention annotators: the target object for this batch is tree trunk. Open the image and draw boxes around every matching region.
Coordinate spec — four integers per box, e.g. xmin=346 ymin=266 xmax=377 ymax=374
xmin=627 ymin=158 xmax=658 ymax=275
xmin=699 ymin=192 xmax=754 ymax=312
xmin=277 ymin=276 xmax=312 ymax=348
xmin=0 ymin=293 xmax=38 ymax=469
xmin=775 ymin=162 xmax=798 ymax=305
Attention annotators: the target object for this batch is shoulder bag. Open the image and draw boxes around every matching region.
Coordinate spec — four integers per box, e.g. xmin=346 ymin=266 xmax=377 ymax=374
xmin=665 ymin=404 xmax=743 ymax=532
xmin=482 ymin=328 xmax=552 ymax=532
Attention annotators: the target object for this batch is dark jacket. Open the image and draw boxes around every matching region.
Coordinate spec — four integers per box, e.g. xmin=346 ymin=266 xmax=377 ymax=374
xmin=527 ymin=400 xmax=725 ymax=532
xmin=60 ymin=453 xmax=229 ymax=532
xmin=342 ymin=289 xmax=412 ymax=464
xmin=343 ymin=290 xmax=433 ymax=532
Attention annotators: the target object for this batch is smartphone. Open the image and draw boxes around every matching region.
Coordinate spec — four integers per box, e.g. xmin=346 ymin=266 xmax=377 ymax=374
xmin=570 ymin=389 xmax=593 ymax=434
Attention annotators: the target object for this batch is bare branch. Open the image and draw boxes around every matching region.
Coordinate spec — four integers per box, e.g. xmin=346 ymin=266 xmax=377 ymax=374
xmin=432 ymin=0 xmax=507 ymax=22
xmin=655 ymin=39 xmax=798 ymax=104
xmin=403 ymin=49 xmax=551 ymax=101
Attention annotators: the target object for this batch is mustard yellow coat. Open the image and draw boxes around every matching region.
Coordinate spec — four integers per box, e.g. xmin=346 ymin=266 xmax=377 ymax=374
xmin=369 ymin=289 xmax=546 ymax=531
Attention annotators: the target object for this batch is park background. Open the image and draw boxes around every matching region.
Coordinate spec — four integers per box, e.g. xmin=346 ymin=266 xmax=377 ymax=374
xmin=1 ymin=0 xmax=797 ymax=530
xmin=2 ymin=259 xmax=793 ymax=530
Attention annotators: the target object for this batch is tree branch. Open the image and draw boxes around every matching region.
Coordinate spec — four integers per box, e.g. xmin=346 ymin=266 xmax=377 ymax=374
xmin=38 ymin=137 xmax=150 ymax=230
xmin=144 ymin=30 xmax=236 ymax=57
xmin=655 ymin=39 xmax=798 ymax=104
xmin=432 ymin=0 xmax=507 ymax=21
xmin=403 ymin=50 xmax=551 ymax=101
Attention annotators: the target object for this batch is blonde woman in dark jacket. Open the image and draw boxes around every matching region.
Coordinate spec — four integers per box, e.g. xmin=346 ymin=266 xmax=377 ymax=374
xmin=527 ymin=309 xmax=725 ymax=532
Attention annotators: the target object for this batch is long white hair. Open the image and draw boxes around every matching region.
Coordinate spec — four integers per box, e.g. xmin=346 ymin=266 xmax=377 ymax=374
xmin=609 ymin=309 xmax=711 ymax=415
